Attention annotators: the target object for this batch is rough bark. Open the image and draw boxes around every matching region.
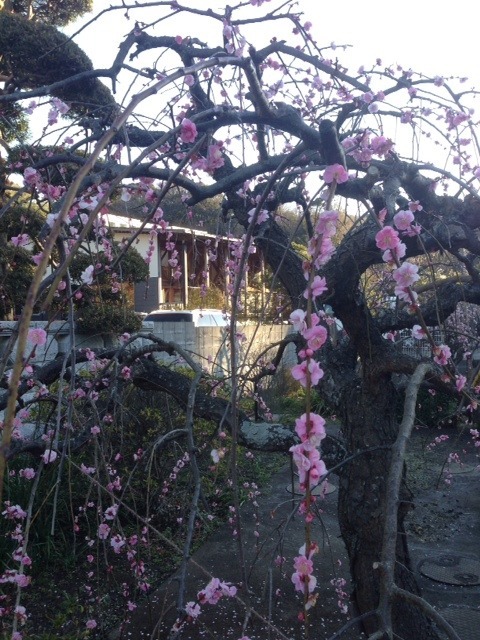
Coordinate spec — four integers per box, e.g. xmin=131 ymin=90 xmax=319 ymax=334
xmin=337 ymin=372 xmax=439 ymax=638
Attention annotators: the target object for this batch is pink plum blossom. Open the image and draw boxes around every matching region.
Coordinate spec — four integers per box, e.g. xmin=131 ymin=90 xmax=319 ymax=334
xmin=185 ymin=601 xmax=201 ymax=618
xmin=15 ymin=573 xmax=30 ymax=587
xmin=2 ymin=503 xmax=27 ymax=519
xmin=371 ymin=136 xmax=394 ymax=156
xmin=295 ymin=413 xmax=326 ymax=449
xmin=317 ymin=236 xmax=336 ymax=266
xmin=292 ymin=571 xmax=317 ymax=593
xmin=308 ymin=455 xmax=327 ymax=485
xmin=197 ymin=578 xmax=237 ymax=605
xmin=315 ymin=209 xmax=339 ymax=235
xmin=378 ymin=208 xmax=387 ymax=223
xmin=180 ymin=118 xmax=198 ymax=143
xmin=247 ymin=208 xmax=269 ymax=225
xmin=392 ymin=262 xmax=419 ymax=288
xmin=294 ymin=446 xmax=326 ymax=486
xmin=41 ymin=449 xmax=57 ymax=464
xmin=11 ymin=234 xmax=30 ymax=247
xmin=304 ymin=275 xmax=328 ymax=299
xmin=375 ymin=226 xmax=400 ymax=251
xmin=290 ymin=442 xmax=327 ymax=487
xmin=205 ymin=144 xmax=224 ymax=171
xmin=52 ymin=97 xmax=70 ymax=115
xmin=404 ymin=223 xmax=422 ymax=237
xmin=302 ymin=325 xmax=328 ymax=351
xmin=98 ymin=523 xmax=111 ymax=539
xmin=291 ymin=551 xmax=317 ymax=594
xmin=395 ymin=286 xmax=414 ymax=303
xmin=412 ymin=325 xmax=426 ymax=339
xmin=455 ymin=375 xmax=466 ymax=392
xmin=393 ymin=209 xmax=414 ymax=231
xmin=47 ymin=107 xmax=60 ymax=126
xmin=294 ymin=553 xmax=313 ymax=575
xmin=362 ymin=91 xmax=374 ymax=104
xmin=289 ymin=309 xmax=306 ymax=332
xmin=323 ymin=163 xmax=349 ymax=184
xmin=27 ymin=328 xmax=47 ymax=346
xmin=19 ymin=468 xmax=35 ymax=480
xmin=111 ymin=534 xmax=126 ymax=553
xmin=289 ymin=444 xmax=310 ymax=476
xmin=382 ymin=242 xmax=406 ymax=264
xmin=291 ymin=360 xmax=324 ymax=387
xmin=409 ymin=200 xmax=423 ymax=212
xmin=104 ymin=505 xmax=118 ymax=520
xmin=433 ymin=344 xmax=451 ymax=366
xmin=24 ymin=100 xmax=37 ymax=114
xmin=23 ymin=167 xmax=39 ymax=187
xmin=80 ymin=464 xmax=95 ymax=475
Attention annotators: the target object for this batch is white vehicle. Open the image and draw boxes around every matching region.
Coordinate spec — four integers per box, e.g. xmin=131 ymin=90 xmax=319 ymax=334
xmin=143 ymin=308 xmax=229 ymax=327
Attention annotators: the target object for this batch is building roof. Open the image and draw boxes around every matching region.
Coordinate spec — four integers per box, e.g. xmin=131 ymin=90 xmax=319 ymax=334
xmin=106 ymin=214 xmax=233 ymax=242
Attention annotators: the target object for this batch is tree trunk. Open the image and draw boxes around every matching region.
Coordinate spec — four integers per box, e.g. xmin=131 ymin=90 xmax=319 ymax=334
xmin=337 ymin=372 xmax=441 ymax=639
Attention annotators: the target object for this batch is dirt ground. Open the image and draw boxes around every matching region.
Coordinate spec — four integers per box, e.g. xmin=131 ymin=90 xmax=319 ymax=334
xmin=111 ymin=425 xmax=480 ymax=640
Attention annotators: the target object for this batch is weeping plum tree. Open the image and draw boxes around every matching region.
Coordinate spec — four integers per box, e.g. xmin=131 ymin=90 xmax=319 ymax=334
xmin=0 ymin=1 xmax=479 ymax=638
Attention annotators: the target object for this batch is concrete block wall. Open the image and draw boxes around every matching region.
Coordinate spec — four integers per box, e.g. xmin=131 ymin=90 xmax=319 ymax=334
xmin=144 ymin=321 xmax=296 ymax=377
xmin=0 ymin=321 xmax=296 ymax=379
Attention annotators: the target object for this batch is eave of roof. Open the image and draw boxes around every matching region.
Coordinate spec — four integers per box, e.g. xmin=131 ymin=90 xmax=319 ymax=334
xmin=105 ymin=214 xmax=236 ymax=242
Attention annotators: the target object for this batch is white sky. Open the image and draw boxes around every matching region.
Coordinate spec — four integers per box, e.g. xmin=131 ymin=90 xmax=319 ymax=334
xmin=66 ymin=0 xmax=479 ymax=88
xmin=25 ymin=0 xmax=478 ymax=169
xmin=26 ymin=0 xmax=470 ymax=198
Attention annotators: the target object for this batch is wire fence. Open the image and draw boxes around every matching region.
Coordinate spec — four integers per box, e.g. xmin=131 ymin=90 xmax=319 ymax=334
xmin=396 ymin=328 xmax=445 ymax=359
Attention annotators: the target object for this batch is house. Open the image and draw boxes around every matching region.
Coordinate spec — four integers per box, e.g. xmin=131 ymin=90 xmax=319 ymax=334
xmin=107 ymin=215 xmax=267 ymax=314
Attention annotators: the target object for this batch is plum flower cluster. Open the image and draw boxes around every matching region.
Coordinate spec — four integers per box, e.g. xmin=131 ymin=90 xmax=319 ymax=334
xmin=287 ymin=205 xmax=340 ymax=610
xmin=375 ymin=207 xmax=453 ymax=369
xmin=171 ymin=578 xmax=238 ymax=633
xmin=374 ymin=206 xmax=422 ymax=306
xmin=290 ymin=208 xmax=338 ymax=388
xmin=0 ymin=503 xmax=31 ymax=629
xmin=342 ymin=130 xmax=395 ymax=164
xmin=290 ymin=413 xmax=327 ymax=490
xmin=291 ymin=543 xmax=319 ymax=610
xmin=375 ymin=204 xmax=421 ymax=256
